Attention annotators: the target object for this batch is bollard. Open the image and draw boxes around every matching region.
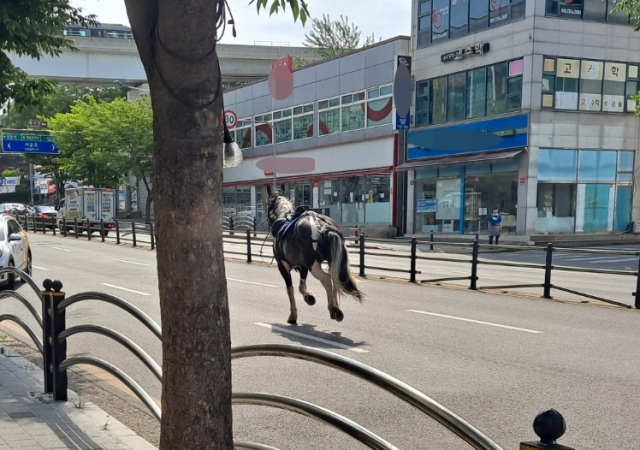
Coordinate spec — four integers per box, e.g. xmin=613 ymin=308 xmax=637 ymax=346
xmin=41 ymin=216 xmax=46 ymax=234
xmin=359 ymin=229 xmax=365 ymax=277
xmin=74 ymin=218 xmax=78 ymax=238
xmin=253 ymin=216 xmax=257 ymax=236
xmin=86 ymin=220 xmax=91 ymax=240
xmin=470 ymin=239 xmax=479 ymax=290
xmin=543 ymin=243 xmax=553 ymax=299
xmin=520 ymin=409 xmax=574 ymax=450
xmin=409 ymin=237 xmax=417 ymax=283
xmin=62 ymin=217 xmax=67 ymax=237
xmin=116 ymin=220 xmax=121 ymax=244
xmin=430 ymin=231 xmax=434 ymax=251
xmin=132 ymin=222 xmax=137 ymax=247
xmin=43 ymin=279 xmax=68 ymax=402
xmin=100 ymin=219 xmax=105 ymax=242
xmin=41 ymin=280 xmax=54 ymax=394
xmin=246 ymin=229 xmax=252 ymax=263
xmin=229 ymin=216 xmax=234 ymax=235
xmin=51 ymin=217 xmax=56 ymax=236
xmin=150 ymin=222 xmax=155 ymax=250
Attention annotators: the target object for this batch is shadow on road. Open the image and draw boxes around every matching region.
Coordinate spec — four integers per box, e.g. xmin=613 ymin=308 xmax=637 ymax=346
xmin=267 ymin=322 xmax=369 ymax=352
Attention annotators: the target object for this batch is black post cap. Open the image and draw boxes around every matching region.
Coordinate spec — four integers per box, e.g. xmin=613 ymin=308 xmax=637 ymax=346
xmin=533 ymin=409 xmax=566 ymax=445
xmin=43 ymin=279 xmax=52 ymax=291
xmin=52 ymin=280 xmax=63 ymax=292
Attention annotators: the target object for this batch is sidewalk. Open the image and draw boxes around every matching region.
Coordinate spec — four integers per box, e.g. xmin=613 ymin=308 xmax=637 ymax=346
xmin=0 ymin=351 xmax=157 ymax=450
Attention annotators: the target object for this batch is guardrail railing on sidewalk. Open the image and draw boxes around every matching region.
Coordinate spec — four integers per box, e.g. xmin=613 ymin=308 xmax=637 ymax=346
xmin=0 ymin=269 xmax=575 ymax=449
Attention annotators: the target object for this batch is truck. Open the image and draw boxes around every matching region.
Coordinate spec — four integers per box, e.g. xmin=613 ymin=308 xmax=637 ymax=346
xmin=56 ymin=187 xmax=116 ymax=236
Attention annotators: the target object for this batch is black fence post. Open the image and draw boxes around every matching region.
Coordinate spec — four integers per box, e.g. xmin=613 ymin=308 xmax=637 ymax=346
xmin=49 ymin=280 xmax=67 ymax=402
xmin=86 ymin=220 xmax=91 ymax=240
xmin=430 ymin=231 xmax=434 ymax=251
xmin=520 ymin=409 xmax=574 ymax=450
xmin=41 ymin=281 xmax=54 ymax=394
xmin=359 ymin=229 xmax=365 ymax=277
xmin=229 ymin=216 xmax=234 ymax=236
xmin=41 ymin=216 xmax=46 ymax=234
xmin=409 ymin=237 xmax=417 ymax=283
xmin=62 ymin=217 xmax=67 ymax=237
xmin=253 ymin=216 xmax=257 ymax=237
xmin=132 ymin=222 xmax=137 ymax=247
xmin=100 ymin=219 xmax=105 ymax=242
xmin=246 ymin=229 xmax=252 ymax=263
xmin=634 ymin=253 xmax=640 ymax=309
xmin=74 ymin=218 xmax=78 ymax=238
xmin=543 ymin=243 xmax=554 ymax=299
xmin=150 ymin=222 xmax=155 ymax=250
xmin=51 ymin=217 xmax=56 ymax=236
xmin=470 ymin=239 xmax=479 ymax=290
xmin=116 ymin=220 xmax=120 ymax=244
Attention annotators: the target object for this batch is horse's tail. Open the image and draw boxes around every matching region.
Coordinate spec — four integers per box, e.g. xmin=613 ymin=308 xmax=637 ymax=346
xmin=324 ymin=230 xmax=364 ymax=304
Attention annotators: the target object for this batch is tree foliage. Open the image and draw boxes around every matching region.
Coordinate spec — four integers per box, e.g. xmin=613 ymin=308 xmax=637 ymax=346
xmin=0 ymin=0 xmax=98 ymax=110
xmin=1 ymin=168 xmax=20 ymax=177
xmin=303 ymin=14 xmax=381 ymax=59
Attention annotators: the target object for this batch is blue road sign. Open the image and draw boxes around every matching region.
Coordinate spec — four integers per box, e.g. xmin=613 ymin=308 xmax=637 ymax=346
xmin=1 ymin=129 xmax=59 ymax=154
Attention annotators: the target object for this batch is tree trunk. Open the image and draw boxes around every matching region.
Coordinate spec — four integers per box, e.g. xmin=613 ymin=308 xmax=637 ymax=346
xmin=142 ymin=176 xmax=153 ymax=225
xmin=124 ymin=2 xmax=233 ymax=449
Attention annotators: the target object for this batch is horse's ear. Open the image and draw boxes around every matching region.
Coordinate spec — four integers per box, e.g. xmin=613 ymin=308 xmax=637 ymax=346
xmin=280 ymin=183 xmax=286 ymax=194
xmin=267 ymin=184 xmax=272 ymax=196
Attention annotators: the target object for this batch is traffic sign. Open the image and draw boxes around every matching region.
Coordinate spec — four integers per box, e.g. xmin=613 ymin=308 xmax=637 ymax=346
xmin=1 ymin=129 xmax=59 ymax=154
xmin=223 ymin=110 xmax=238 ymax=130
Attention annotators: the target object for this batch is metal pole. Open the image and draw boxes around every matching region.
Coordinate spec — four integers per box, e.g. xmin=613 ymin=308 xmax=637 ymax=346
xmin=29 ymin=163 xmax=34 ymax=205
xmin=543 ymin=243 xmax=553 ymax=299
xmin=410 ymin=237 xmax=417 ymax=283
xmin=634 ymin=253 xmax=640 ymax=309
xmin=246 ymin=229 xmax=252 ymax=263
xmin=272 ymin=123 xmax=277 ymax=191
xmin=49 ymin=281 xmax=67 ymax=402
xmin=132 ymin=222 xmax=137 ymax=247
xmin=359 ymin=229 xmax=365 ymax=277
xmin=470 ymin=239 xmax=479 ymax=290
xmin=430 ymin=231 xmax=434 ymax=251
xmin=62 ymin=217 xmax=67 ymax=237
xmin=100 ymin=219 xmax=105 ymax=242
xmin=116 ymin=220 xmax=120 ymax=244
xmin=150 ymin=222 xmax=155 ymax=250
xmin=52 ymin=217 xmax=56 ymax=236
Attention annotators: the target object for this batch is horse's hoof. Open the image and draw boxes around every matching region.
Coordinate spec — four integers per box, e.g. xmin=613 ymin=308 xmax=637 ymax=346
xmin=287 ymin=316 xmax=297 ymax=325
xmin=334 ymin=309 xmax=344 ymax=322
xmin=304 ymin=295 xmax=316 ymax=306
xmin=329 ymin=309 xmax=336 ymax=320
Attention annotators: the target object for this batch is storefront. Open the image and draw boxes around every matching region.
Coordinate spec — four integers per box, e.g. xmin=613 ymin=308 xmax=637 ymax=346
xmin=400 ymin=113 xmax=528 ymax=235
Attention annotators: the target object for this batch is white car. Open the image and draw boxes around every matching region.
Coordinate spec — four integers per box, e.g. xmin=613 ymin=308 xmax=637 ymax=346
xmin=0 ymin=214 xmax=32 ymax=290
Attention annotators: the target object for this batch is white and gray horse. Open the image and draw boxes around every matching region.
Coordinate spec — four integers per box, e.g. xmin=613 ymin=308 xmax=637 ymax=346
xmin=266 ymin=184 xmax=363 ymax=324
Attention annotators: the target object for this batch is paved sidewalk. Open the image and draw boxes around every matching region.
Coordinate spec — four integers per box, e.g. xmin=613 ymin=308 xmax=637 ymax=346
xmin=0 ymin=351 xmax=157 ymax=450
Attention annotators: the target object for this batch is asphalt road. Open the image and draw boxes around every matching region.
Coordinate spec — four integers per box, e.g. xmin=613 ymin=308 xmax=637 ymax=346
xmin=1 ymin=233 xmax=639 ymax=449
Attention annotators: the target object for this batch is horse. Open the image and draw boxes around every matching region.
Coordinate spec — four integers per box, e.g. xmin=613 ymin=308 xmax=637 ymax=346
xmin=266 ymin=183 xmax=364 ymax=324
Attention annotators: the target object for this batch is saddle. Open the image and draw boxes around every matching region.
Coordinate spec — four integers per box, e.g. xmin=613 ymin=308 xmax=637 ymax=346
xmin=271 ymin=205 xmax=310 ymax=241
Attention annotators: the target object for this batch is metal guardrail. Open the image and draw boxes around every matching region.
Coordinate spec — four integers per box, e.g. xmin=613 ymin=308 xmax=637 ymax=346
xmin=0 ymin=272 xmax=574 ymax=449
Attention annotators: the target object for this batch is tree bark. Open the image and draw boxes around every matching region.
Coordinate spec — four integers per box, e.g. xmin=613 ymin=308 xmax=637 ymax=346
xmin=124 ymin=2 xmax=233 ymax=449
xmin=142 ymin=176 xmax=153 ymax=224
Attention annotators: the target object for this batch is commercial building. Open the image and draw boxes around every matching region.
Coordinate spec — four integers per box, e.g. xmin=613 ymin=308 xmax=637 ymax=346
xmin=222 ymin=37 xmax=411 ymax=233
xmin=403 ymin=0 xmax=640 ymax=237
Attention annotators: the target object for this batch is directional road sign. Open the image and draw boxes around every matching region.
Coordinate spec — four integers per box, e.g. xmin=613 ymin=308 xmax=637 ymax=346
xmin=1 ymin=129 xmax=59 ymax=154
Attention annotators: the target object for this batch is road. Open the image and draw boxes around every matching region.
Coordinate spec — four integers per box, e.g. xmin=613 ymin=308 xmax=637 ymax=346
xmin=1 ymin=233 xmax=639 ymax=449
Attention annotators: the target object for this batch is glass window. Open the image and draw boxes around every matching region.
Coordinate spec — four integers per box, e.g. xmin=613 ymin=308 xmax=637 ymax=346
xmin=511 ymin=0 xmax=526 ymax=19
xmin=466 ymin=67 xmax=487 ymax=119
xmin=615 ymin=185 xmax=632 ymax=231
xmin=583 ymin=0 xmax=607 ymax=20
xmin=603 ymin=62 xmax=626 ymax=112
xmin=436 ymin=177 xmax=462 ymax=233
xmin=486 ymin=62 xmax=507 ymax=115
xmin=318 ymin=97 xmax=340 ymax=135
xmin=293 ymin=105 xmax=313 ymax=140
xmin=618 ymin=151 xmax=634 ymax=172
xmin=255 ymin=123 xmax=272 ymax=146
xmin=342 ymin=92 xmax=365 ymax=131
xmin=607 ymin=0 xmax=629 ymax=24
xmin=416 ymin=80 xmax=430 ymax=126
xmin=341 ymin=177 xmax=366 ymax=224
xmin=319 ymin=179 xmax=341 ymax=222
xmin=447 ymin=72 xmax=466 ymax=121
xmin=490 ymin=0 xmax=511 ymax=27
xmin=559 ymin=0 xmax=583 ymax=17
xmin=450 ymin=0 xmax=469 ymax=38
xmin=365 ymin=175 xmax=391 ymax=223
xmin=418 ymin=0 xmax=432 ymax=47
xmin=507 ymin=76 xmax=522 ymax=111
xmin=273 ymin=110 xmax=292 ymax=143
xmin=579 ymin=60 xmax=603 ymax=111
xmin=626 ymin=80 xmax=638 ymax=112
xmin=469 ymin=0 xmax=489 ymax=31
xmin=464 ymin=172 xmax=518 ymax=234
xmin=235 ymin=120 xmax=252 ymax=149
xmin=367 ymin=85 xmax=393 ymax=127
xmin=536 ymin=183 xmax=577 ymax=234
xmin=538 ymin=149 xmax=578 ymax=181
xmin=432 ymin=0 xmax=450 ymax=42
xmin=414 ymin=178 xmax=438 ymax=233
xmin=555 ymin=58 xmax=580 ymax=110
xmin=578 ymin=150 xmax=617 ymax=181
xmin=546 ymin=0 xmax=559 ymax=15
xmin=431 ymin=76 xmax=447 ymax=125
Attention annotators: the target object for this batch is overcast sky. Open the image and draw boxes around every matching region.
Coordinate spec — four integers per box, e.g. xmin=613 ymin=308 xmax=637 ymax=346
xmin=70 ymin=0 xmax=412 ymax=46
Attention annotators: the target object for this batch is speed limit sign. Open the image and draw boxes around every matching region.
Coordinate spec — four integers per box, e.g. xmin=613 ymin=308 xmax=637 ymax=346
xmin=223 ymin=110 xmax=238 ymax=130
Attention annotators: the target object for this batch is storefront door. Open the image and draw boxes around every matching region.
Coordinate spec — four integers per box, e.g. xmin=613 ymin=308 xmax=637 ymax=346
xmin=294 ymin=184 xmax=311 ymax=207
xmin=576 ymin=184 xmax=614 ymax=232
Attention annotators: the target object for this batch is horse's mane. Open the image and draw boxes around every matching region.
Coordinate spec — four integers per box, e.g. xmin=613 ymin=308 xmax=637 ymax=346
xmin=270 ymin=192 xmax=295 ymax=221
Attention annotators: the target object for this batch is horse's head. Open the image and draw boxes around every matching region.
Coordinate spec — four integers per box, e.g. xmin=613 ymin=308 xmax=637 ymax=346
xmin=266 ymin=183 xmax=294 ymax=226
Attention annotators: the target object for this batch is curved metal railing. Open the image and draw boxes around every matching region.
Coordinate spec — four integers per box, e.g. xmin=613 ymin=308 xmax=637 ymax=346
xmin=0 ymin=314 xmax=43 ymax=355
xmin=0 ymin=267 xmax=44 ymax=301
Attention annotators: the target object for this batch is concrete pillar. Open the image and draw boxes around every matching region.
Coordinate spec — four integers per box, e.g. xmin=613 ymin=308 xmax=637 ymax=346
xmin=406 ymin=170 xmax=415 ymax=234
xmin=525 ymin=146 xmax=539 ymax=235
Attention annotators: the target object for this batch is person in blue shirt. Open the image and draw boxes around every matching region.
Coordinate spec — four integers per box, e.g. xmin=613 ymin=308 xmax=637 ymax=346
xmin=488 ymin=208 xmax=502 ymax=245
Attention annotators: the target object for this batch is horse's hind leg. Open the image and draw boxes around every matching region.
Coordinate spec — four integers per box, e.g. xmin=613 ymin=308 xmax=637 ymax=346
xmin=298 ymin=267 xmax=316 ymax=306
xmin=277 ymin=260 xmax=298 ymax=324
xmin=310 ymin=262 xmax=343 ymax=322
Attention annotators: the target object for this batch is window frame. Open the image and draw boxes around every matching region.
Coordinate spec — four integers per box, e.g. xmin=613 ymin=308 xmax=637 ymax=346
xmin=415 ymin=80 xmax=431 ymax=126
xmin=272 ymin=108 xmax=293 ymax=144
xmin=254 ymin=113 xmax=273 ymax=147
xmin=234 ymin=118 xmax=252 ymax=149
xmin=292 ymin=103 xmax=314 ymax=140
xmin=341 ymin=91 xmax=366 ymax=132
xmin=366 ymin=84 xmax=394 ymax=128
xmin=317 ymin=96 xmax=341 ymax=137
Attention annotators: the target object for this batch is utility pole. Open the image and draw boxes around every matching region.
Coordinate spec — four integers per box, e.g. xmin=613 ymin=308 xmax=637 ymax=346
xmin=29 ymin=163 xmax=34 ymax=205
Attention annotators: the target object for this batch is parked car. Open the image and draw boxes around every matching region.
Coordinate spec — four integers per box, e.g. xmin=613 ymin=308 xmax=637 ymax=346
xmin=33 ymin=205 xmax=58 ymax=229
xmin=0 ymin=203 xmax=26 ymax=215
xmin=0 ymin=214 xmax=32 ymax=290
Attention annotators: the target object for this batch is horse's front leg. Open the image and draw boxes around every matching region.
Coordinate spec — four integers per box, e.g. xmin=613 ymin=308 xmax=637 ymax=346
xmin=298 ymin=266 xmax=316 ymax=306
xmin=277 ymin=259 xmax=298 ymax=324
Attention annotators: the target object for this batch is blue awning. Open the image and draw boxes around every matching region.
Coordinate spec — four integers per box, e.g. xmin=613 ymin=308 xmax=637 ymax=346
xmin=396 ymin=149 xmax=524 ymax=171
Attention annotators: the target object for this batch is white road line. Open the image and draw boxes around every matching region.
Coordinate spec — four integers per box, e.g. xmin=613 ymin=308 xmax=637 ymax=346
xmin=113 ymin=259 xmax=149 ymax=266
xmin=585 ymin=258 xmax=636 ymax=264
xmin=100 ymin=283 xmax=151 ymax=296
xmin=227 ymin=278 xmax=278 ymax=288
xmin=32 ymin=265 xmax=49 ymax=271
xmin=254 ymin=322 xmax=369 ymax=353
xmin=50 ymin=246 xmax=70 ymax=252
xmin=407 ymin=310 xmax=543 ymax=334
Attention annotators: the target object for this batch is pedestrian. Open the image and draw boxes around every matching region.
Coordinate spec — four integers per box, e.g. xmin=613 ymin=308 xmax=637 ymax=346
xmin=488 ymin=207 xmax=501 ymax=245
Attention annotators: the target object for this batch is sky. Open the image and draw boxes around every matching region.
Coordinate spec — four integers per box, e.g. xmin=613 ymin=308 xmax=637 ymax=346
xmin=70 ymin=0 xmax=412 ymax=47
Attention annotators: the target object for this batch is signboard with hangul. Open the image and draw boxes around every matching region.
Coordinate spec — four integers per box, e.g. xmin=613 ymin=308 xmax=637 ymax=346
xmin=441 ymin=42 xmax=490 ymax=63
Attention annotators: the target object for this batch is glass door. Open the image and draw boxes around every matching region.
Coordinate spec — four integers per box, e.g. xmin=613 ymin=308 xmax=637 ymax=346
xmin=577 ymin=184 xmax=613 ymax=232
xmin=294 ymin=184 xmax=311 ymax=207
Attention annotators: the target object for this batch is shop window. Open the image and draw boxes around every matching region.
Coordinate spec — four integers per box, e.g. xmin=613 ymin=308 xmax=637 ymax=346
xmin=340 ymin=177 xmax=366 ymax=223
xmin=447 ymin=72 xmax=466 ymax=121
xmin=365 ymin=175 xmax=391 ymax=223
xmin=318 ymin=97 xmax=341 ymax=135
xmin=579 ymin=60 xmax=603 ymax=111
xmin=615 ymin=185 xmax=633 ymax=231
xmin=418 ymin=0 xmax=432 ymax=47
xmin=367 ymin=85 xmax=393 ymax=127
xmin=414 ymin=178 xmax=438 ymax=233
xmin=341 ymin=92 xmax=366 ymax=132
xmin=235 ymin=119 xmax=252 ymax=149
xmin=464 ymin=171 xmax=518 ymax=233
xmin=450 ymin=0 xmax=469 ymax=38
xmin=618 ymin=151 xmax=634 ymax=173
xmin=466 ymin=67 xmax=487 ymax=118
xmin=293 ymin=104 xmax=314 ymax=140
xmin=432 ymin=0 xmax=450 ymax=42
xmin=538 ymin=149 xmax=578 ymax=182
xmin=536 ymin=183 xmax=577 ymax=233
xmin=578 ymin=150 xmax=617 ymax=182
xmin=415 ymin=80 xmax=430 ymax=126
xmin=318 ymin=179 xmax=341 ymax=222
xmin=469 ymin=0 xmax=489 ymax=31
xmin=273 ymin=109 xmax=292 ymax=143
xmin=486 ymin=62 xmax=508 ymax=115
xmin=431 ymin=76 xmax=448 ymax=125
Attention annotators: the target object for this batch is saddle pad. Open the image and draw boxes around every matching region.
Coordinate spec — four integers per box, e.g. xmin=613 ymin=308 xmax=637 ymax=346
xmin=278 ymin=214 xmax=304 ymax=240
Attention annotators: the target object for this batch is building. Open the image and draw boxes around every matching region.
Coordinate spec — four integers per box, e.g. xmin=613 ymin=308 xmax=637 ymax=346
xmin=222 ymin=37 xmax=411 ymax=234
xmin=403 ymin=0 xmax=640 ymax=237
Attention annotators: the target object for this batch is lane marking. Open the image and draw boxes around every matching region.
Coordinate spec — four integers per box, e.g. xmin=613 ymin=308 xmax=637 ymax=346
xmin=586 ymin=257 xmax=636 ymax=264
xmin=50 ymin=246 xmax=70 ymax=252
xmin=254 ymin=322 xmax=369 ymax=353
xmin=100 ymin=283 xmax=151 ymax=296
xmin=407 ymin=310 xmax=543 ymax=334
xmin=227 ymin=278 xmax=278 ymax=288
xmin=113 ymin=259 xmax=149 ymax=267
xmin=32 ymin=265 xmax=49 ymax=271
